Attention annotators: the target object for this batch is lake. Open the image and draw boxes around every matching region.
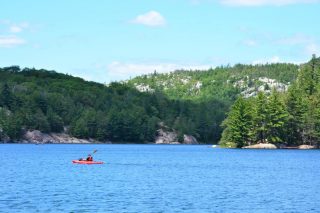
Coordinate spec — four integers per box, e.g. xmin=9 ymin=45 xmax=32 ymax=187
xmin=0 ymin=144 xmax=319 ymax=212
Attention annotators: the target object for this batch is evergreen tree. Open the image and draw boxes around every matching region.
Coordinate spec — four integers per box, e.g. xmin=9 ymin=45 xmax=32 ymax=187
xmin=220 ymin=96 xmax=253 ymax=148
xmin=6 ymin=114 xmax=22 ymax=140
xmin=96 ymin=120 xmax=109 ymax=141
xmin=47 ymin=109 xmax=64 ymax=133
xmin=71 ymin=118 xmax=89 ymax=138
xmin=33 ymin=110 xmax=51 ymax=133
xmin=252 ymin=92 xmax=268 ymax=143
xmin=265 ymin=90 xmax=288 ymax=144
xmin=0 ymin=83 xmax=13 ymax=109
xmin=301 ymin=95 xmax=320 ymax=146
xmin=0 ymin=108 xmax=9 ymax=140
xmin=285 ymin=84 xmax=307 ymax=145
xmin=297 ymin=54 xmax=320 ymax=96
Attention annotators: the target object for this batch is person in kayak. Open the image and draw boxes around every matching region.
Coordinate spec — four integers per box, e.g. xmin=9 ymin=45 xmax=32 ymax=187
xmin=78 ymin=154 xmax=93 ymax=161
xmin=86 ymin=154 xmax=93 ymax=161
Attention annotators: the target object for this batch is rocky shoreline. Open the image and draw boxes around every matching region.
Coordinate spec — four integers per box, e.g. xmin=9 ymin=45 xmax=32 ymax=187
xmin=242 ymin=143 xmax=317 ymax=149
xmin=1 ymin=131 xmax=317 ymax=148
xmin=15 ymin=130 xmax=106 ymax=144
xmin=0 ymin=129 xmax=199 ymax=145
xmin=155 ymin=129 xmax=199 ymax=145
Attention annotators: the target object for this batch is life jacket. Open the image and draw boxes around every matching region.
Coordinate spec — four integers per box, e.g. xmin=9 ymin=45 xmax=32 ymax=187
xmin=86 ymin=156 xmax=93 ymax=161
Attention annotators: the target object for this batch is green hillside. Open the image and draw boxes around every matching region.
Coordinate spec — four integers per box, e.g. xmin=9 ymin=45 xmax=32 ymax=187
xmin=0 ymin=66 xmax=226 ymax=143
xmin=0 ymin=62 xmax=301 ymax=144
xmin=127 ymin=63 xmax=299 ymax=102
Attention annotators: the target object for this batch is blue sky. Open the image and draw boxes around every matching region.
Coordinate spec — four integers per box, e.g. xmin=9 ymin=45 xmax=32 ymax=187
xmin=1 ymin=0 xmax=320 ymax=83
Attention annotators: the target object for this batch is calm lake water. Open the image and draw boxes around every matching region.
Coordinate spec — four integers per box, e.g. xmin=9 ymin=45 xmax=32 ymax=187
xmin=0 ymin=144 xmax=319 ymax=213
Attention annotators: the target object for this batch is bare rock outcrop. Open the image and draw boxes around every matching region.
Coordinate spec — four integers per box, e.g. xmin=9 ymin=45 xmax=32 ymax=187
xmin=155 ymin=129 xmax=180 ymax=144
xmin=298 ymin=145 xmax=315 ymax=149
xmin=242 ymin=143 xmax=277 ymax=149
xmin=183 ymin=135 xmax=199 ymax=144
xmin=155 ymin=129 xmax=199 ymax=144
xmin=22 ymin=130 xmax=101 ymax=144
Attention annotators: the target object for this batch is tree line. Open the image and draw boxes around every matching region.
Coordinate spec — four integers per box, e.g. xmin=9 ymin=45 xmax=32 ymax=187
xmin=220 ymin=55 xmax=320 ymax=148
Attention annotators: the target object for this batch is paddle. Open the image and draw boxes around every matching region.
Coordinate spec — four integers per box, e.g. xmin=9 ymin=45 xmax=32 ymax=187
xmin=78 ymin=150 xmax=98 ymax=161
xmin=90 ymin=149 xmax=98 ymax=156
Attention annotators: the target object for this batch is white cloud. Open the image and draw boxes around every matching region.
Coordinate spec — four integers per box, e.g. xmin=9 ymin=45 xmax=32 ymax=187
xmin=9 ymin=25 xmax=23 ymax=33
xmin=1 ymin=21 xmax=29 ymax=33
xmin=220 ymin=0 xmax=319 ymax=6
xmin=131 ymin=11 xmax=166 ymax=27
xmin=107 ymin=61 xmax=212 ymax=81
xmin=252 ymin=56 xmax=281 ymax=64
xmin=0 ymin=35 xmax=26 ymax=47
xmin=11 ymin=22 xmax=29 ymax=33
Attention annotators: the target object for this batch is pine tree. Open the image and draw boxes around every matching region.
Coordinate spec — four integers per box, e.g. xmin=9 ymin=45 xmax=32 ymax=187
xmin=47 ymin=109 xmax=64 ymax=133
xmin=297 ymin=54 xmax=320 ymax=96
xmin=266 ymin=90 xmax=288 ymax=144
xmin=301 ymin=95 xmax=320 ymax=146
xmin=252 ymin=92 xmax=268 ymax=143
xmin=71 ymin=118 xmax=89 ymax=138
xmin=220 ymin=96 xmax=253 ymax=148
xmin=0 ymin=83 xmax=13 ymax=109
xmin=285 ymin=84 xmax=307 ymax=145
xmin=6 ymin=114 xmax=22 ymax=140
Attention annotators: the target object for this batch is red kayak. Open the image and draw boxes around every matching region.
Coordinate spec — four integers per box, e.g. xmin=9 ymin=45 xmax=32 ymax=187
xmin=72 ymin=160 xmax=104 ymax=164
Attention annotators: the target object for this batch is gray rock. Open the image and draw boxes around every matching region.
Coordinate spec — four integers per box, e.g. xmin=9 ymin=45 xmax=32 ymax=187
xmin=183 ymin=135 xmax=199 ymax=144
xmin=242 ymin=143 xmax=277 ymax=149
xmin=155 ymin=129 xmax=180 ymax=144
xmin=22 ymin=130 xmax=103 ymax=144
xmin=298 ymin=145 xmax=315 ymax=149
xmin=155 ymin=129 xmax=199 ymax=144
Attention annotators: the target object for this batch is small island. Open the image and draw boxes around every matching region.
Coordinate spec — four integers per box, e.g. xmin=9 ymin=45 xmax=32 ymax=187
xmin=219 ymin=55 xmax=320 ymax=149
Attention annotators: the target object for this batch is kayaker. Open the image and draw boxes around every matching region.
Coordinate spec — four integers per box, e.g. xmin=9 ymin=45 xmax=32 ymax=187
xmin=86 ymin=154 xmax=93 ymax=161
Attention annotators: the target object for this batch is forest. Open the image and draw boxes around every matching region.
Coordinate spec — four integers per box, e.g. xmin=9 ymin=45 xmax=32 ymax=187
xmin=0 ymin=66 xmax=227 ymax=143
xmin=220 ymin=55 xmax=320 ymax=148
xmin=0 ymin=58 xmax=313 ymax=144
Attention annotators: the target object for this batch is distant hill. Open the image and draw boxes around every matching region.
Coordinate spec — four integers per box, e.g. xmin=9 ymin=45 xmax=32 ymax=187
xmin=127 ymin=63 xmax=299 ymax=102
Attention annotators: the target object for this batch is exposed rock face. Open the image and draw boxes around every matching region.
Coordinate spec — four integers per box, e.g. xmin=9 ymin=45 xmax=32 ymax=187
xmin=242 ymin=143 xmax=277 ymax=149
xmin=21 ymin=130 xmax=103 ymax=144
xmin=155 ymin=129 xmax=180 ymax=144
xmin=298 ymin=145 xmax=315 ymax=149
xmin=155 ymin=129 xmax=199 ymax=144
xmin=183 ymin=135 xmax=199 ymax=144
xmin=237 ymin=77 xmax=290 ymax=98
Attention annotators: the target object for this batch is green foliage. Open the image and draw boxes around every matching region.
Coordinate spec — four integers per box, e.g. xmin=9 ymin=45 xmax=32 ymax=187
xmin=265 ymin=91 xmax=288 ymax=143
xmin=220 ymin=56 xmax=320 ymax=147
xmin=47 ymin=109 xmax=64 ymax=133
xmin=0 ymin=60 xmax=309 ymax=144
xmin=297 ymin=55 xmax=320 ymax=96
xmin=0 ymin=83 xmax=13 ymax=109
xmin=285 ymin=84 xmax=307 ymax=145
xmin=1 ymin=66 xmax=225 ymax=143
xmin=220 ymin=97 xmax=254 ymax=148
xmin=0 ymin=107 xmax=22 ymax=140
xmin=252 ymin=92 xmax=268 ymax=143
xmin=128 ymin=63 xmax=298 ymax=102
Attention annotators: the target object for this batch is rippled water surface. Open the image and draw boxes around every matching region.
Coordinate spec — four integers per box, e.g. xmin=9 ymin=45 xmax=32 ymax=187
xmin=0 ymin=144 xmax=320 ymax=212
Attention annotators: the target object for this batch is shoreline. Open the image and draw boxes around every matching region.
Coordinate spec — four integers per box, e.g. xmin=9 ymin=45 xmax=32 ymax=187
xmin=0 ymin=141 xmax=204 ymax=145
xmin=1 ymin=141 xmax=318 ymax=149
